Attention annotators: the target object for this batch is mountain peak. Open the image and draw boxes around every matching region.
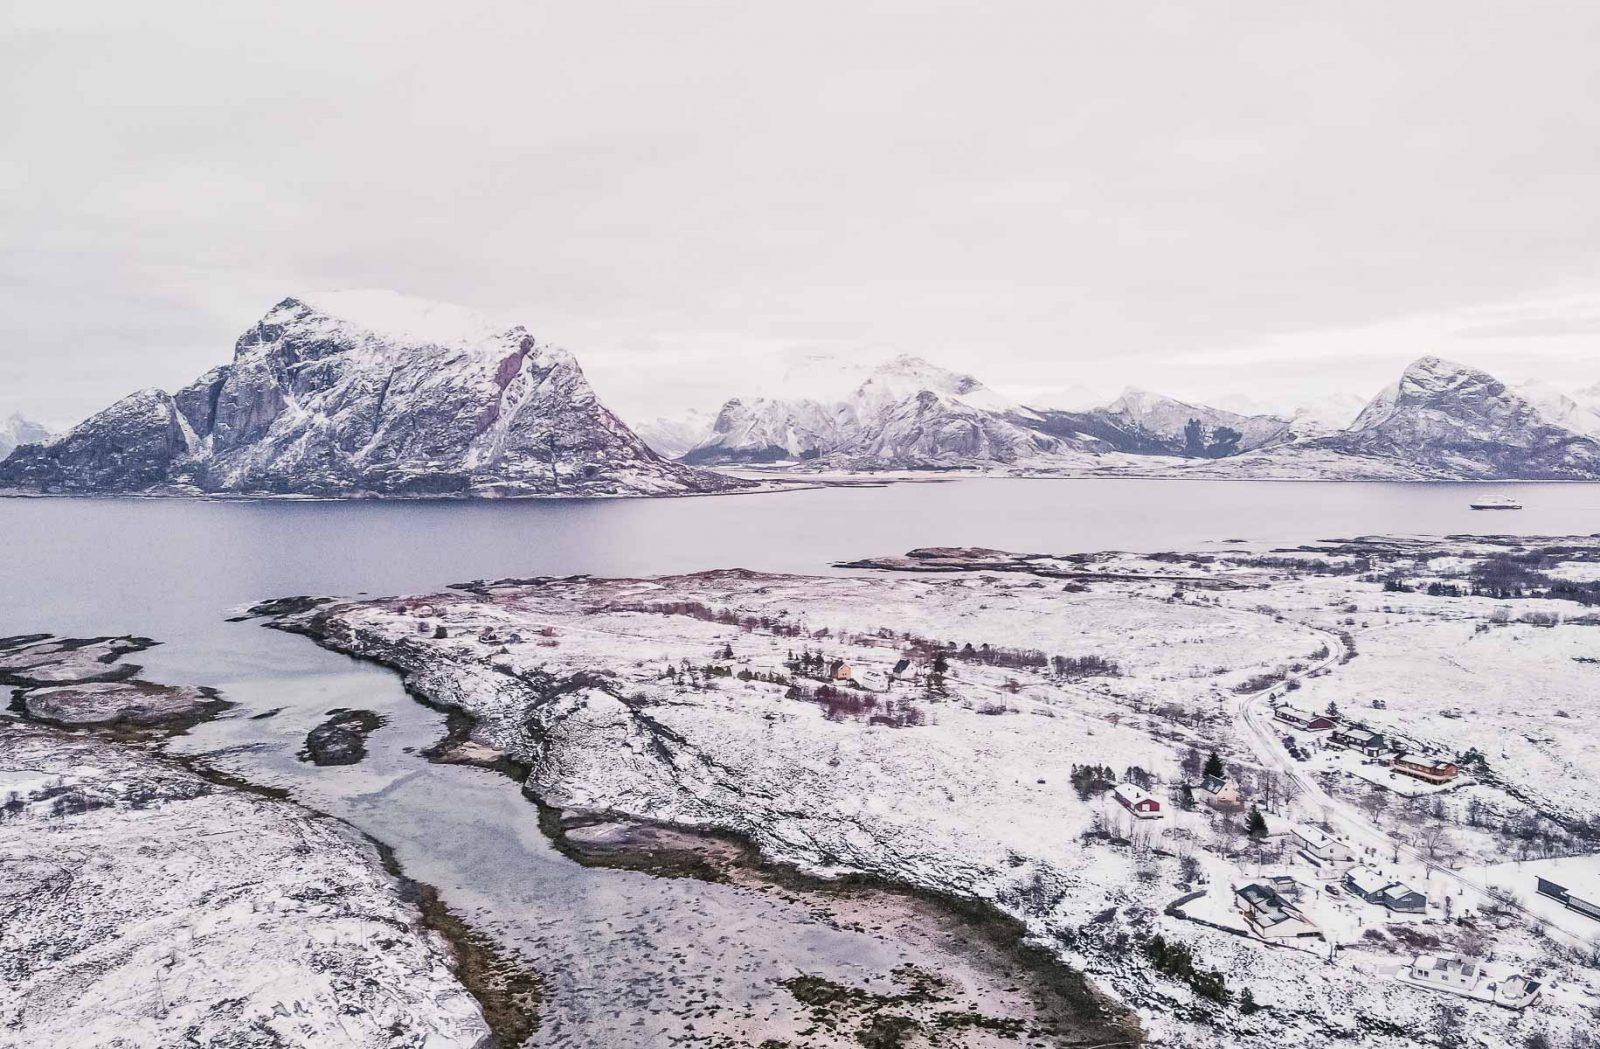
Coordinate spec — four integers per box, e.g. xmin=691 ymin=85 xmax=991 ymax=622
xmin=265 ymin=291 xmax=527 ymax=354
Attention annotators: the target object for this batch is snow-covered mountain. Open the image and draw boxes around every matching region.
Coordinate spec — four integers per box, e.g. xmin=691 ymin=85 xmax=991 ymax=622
xmin=686 ymin=355 xmax=1089 ymax=467
xmin=0 ymin=413 xmax=50 ymax=459
xmin=1089 ymin=388 xmax=1288 ymax=456
xmin=0 ymin=292 xmax=746 ymax=497
xmin=631 ymin=408 xmax=715 ymax=459
xmin=1204 ymin=356 xmax=1600 ymax=479
xmin=1306 ymin=355 xmax=1600 ymax=477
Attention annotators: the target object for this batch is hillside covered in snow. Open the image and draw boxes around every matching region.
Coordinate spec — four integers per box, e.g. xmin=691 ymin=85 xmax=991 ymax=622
xmin=0 ymin=292 xmax=748 ymax=498
xmin=262 ymin=536 xmax=1600 ymax=1049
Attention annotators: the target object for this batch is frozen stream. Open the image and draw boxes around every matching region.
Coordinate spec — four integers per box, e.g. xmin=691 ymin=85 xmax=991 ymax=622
xmin=3 ymin=478 xmax=1599 ymax=1043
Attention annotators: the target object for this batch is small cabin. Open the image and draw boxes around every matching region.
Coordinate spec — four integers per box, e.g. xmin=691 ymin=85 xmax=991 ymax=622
xmin=1275 ymin=705 xmax=1335 ymax=731
xmin=830 ymin=660 xmax=854 ymax=682
xmin=1392 ymin=755 xmax=1459 ymax=784
xmin=1111 ymin=783 xmax=1163 ymax=819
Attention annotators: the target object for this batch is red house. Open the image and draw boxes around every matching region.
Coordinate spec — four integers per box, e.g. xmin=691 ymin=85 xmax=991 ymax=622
xmin=1112 ymin=783 xmax=1164 ymax=819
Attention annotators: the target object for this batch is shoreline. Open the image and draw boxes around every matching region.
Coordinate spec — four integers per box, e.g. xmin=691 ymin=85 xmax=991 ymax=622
xmin=1 ymin=639 xmax=542 ymax=1048
xmin=263 ymin=608 xmax=1144 ymax=1047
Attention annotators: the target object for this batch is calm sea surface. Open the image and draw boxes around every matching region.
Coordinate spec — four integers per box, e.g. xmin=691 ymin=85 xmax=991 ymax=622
xmin=3 ymin=478 xmax=1598 ymax=1044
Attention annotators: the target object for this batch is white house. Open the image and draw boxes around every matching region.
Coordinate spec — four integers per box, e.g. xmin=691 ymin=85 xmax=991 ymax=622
xmin=1404 ymin=954 xmax=1542 ymax=1010
xmin=1293 ymin=825 xmax=1357 ymax=870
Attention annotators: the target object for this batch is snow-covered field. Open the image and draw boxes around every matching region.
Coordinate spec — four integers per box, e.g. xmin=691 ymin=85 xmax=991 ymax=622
xmin=261 ymin=534 xmax=1600 ymax=1048
xmin=0 ymin=724 xmax=488 ymax=1048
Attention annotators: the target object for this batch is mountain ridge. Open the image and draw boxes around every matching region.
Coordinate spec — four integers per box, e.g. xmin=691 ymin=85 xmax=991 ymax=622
xmin=0 ymin=294 xmax=747 ymax=498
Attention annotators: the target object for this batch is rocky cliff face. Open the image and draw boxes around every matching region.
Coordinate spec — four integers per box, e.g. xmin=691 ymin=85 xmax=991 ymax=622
xmin=1308 ymin=356 xmax=1600 ymax=478
xmin=0 ymin=292 xmax=747 ymax=497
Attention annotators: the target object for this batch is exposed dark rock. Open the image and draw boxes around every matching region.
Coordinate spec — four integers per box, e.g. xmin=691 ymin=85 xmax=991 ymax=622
xmin=300 ymin=708 xmax=385 ymax=766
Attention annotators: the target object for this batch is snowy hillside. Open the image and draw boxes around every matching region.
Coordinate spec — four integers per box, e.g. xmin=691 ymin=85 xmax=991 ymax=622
xmin=0 ymin=292 xmax=748 ymax=497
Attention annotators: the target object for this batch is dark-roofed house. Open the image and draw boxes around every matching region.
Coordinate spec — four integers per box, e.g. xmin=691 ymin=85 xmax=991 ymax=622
xmin=1196 ymin=774 xmax=1239 ymax=807
xmin=1330 ymin=726 xmax=1386 ymax=756
xmin=1236 ymin=882 xmax=1318 ymax=939
xmin=1379 ymin=882 xmax=1427 ymax=914
xmin=1536 ymin=877 xmax=1600 ymax=922
xmin=1345 ymin=866 xmax=1427 ymax=914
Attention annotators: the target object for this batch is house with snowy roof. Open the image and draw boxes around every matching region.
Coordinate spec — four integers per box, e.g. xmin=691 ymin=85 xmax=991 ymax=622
xmin=1391 ymin=755 xmax=1459 ymax=785
xmin=1344 ymin=866 xmax=1426 ymax=914
xmin=1404 ymin=954 xmax=1542 ymax=1010
xmin=1274 ymin=705 xmax=1335 ymax=731
xmin=1111 ymin=783 xmax=1163 ymax=819
xmin=1292 ymin=825 xmax=1357 ymax=870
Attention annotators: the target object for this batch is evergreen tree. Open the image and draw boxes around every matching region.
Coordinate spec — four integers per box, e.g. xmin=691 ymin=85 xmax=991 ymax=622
xmin=1246 ymin=805 xmax=1268 ymax=840
xmin=1203 ymin=751 xmax=1225 ymax=780
xmin=1239 ymin=988 xmax=1260 ymax=1014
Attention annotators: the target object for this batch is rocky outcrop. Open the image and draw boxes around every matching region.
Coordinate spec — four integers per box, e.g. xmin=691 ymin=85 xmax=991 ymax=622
xmin=0 ymin=291 xmax=748 ymax=498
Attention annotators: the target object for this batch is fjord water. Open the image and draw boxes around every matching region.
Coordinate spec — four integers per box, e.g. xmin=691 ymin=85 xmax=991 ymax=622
xmin=3 ymin=478 xmax=1598 ymax=1044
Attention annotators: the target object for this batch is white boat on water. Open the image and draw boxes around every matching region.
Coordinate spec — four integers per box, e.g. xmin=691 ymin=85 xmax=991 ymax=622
xmin=1469 ymin=498 xmax=1522 ymax=511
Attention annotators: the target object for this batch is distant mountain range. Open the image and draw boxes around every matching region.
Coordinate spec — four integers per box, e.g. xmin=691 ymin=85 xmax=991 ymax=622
xmin=648 ymin=354 xmax=1600 ymax=480
xmin=10 ymin=292 xmax=1600 ymax=495
xmin=0 ymin=293 xmax=745 ymax=497
xmin=0 ymin=414 xmax=50 ymax=460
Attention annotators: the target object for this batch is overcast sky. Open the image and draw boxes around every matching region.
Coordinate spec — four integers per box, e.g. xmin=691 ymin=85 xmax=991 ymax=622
xmin=5 ymin=1 xmax=1600 ymax=429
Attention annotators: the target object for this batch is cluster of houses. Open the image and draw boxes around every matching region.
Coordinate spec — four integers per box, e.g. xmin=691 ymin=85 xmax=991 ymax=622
xmin=1273 ymin=703 xmax=1460 ymax=785
xmin=1288 ymin=825 xmax=1429 ymax=915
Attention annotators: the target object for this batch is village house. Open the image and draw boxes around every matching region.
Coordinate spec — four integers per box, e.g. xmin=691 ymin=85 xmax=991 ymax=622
xmin=1292 ymin=825 xmax=1358 ymax=871
xmin=829 ymin=659 xmax=854 ymax=682
xmin=1111 ymin=783 xmax=1163 ymax=820
xmin=1344 ymin=866 xmax=1427 ymax=914
xmin=1196 ymin=774 xmax=1240 ymax=807
xmin=1536 ymin=877 xmax=1600 ymax=923
xmin=1330 ymin=726 xmax=1386 ymax=756
xmin=1235 ymin=882 xmax=1319 ymax=939
xmin=1404 ymin=954 xmax=1542 ymax=1010
xmin=1274 ymin=705 xmax=1336 ymax=731
xmin=1391 ymin=755 xmax=1460 ymax=785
